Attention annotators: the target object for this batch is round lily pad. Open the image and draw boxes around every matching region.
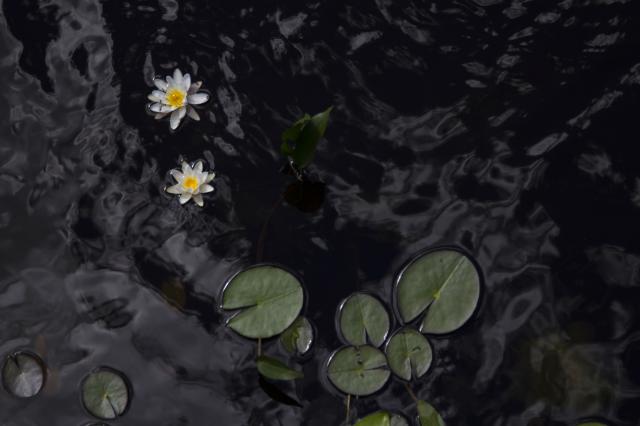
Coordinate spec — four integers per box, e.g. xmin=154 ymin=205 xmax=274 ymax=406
xmin=2 ymin=352 xmax=45 ymax=398
xmin=81 ymin=368 xmax=130 ymax=420
xmin=385 ymin=328 xmax=432 ymax=381
xmin=221 ymin=265 xmax=304 ymax=339
xmin=354 ymin=411 xmax=390 ymax=426
xmin=338 ymin=293 xmax=390 ymax=347
xmin=327 ymin=346 xmax=390 ymax=396
xmin=280 ymin=316 xmax=314 ymax=355
xmin=417 ymin=400 xmax=445 ymax=426
xmin=395 ymin=249 xmax=480 ymax=334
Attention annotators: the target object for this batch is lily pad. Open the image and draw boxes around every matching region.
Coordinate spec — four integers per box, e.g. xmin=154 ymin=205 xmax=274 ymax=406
xmin=385 ymin=328 xmax=432 ymax=381
xmin=395 ymin=249 xmax=480 ymax=334
xmin=354 ymin=411 xmax=390 ymax=426
xmin=339 ymin=293 xmax=390 ymax=347
xmin=257 ymin=355 xmax=303 ymax=381
xmin=280 ymin=316 xmax=314 ymax=355
xmin=82 ymin=368 xmax=130 ymax=420
xmin=327 ymin=346 xmax=390 ymax=396
xmin=222 ymin=265 xmax=304 ymax=339
xmin=2 ymin=352 xmax=45 ymax=398
xmin=390 ymin=414 xmax=409 ymax=426
xmin=417 ymin=401 xmax=445 ymax=426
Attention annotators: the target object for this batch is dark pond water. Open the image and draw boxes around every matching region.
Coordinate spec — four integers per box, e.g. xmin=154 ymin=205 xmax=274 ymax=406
xmin=2 ymin=0 xmax=640 ymax=424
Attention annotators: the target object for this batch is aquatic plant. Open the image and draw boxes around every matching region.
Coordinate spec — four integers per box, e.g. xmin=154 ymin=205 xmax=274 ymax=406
xmin=1 ymin=351 xmax=45 ymax=398
xmin=165 ymin=160 xmax=215 ymax=207
xmin=280 ymin=107 xmax=333 ymax=177
xmin=221 ymin=265 xmax=312 ymax=384
xmin=81 ymin=367 xmax=130 ymax=420
xmin=148 ymin=68 xmax=209 ymax=130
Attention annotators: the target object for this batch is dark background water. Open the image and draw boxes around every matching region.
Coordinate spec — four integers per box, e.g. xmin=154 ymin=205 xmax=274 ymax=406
xmin=1 ymin=0 xmax=640 ymax=424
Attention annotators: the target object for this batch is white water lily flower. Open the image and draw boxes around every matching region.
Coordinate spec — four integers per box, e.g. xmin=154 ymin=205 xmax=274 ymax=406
xmin=165 ymin=160 xmax=215 ymax=207
xmin=148 ymin=68 xmax=210 ymax=130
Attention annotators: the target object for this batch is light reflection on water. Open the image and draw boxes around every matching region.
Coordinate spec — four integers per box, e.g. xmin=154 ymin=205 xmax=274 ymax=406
xmin=1 ymin=0 xmax=640 ymax=424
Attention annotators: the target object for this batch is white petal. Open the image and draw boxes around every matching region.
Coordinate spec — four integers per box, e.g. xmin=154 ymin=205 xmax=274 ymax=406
xmin=188 ymin=81 xmax=203 ymax=94
xmin=148 ymin=94 xmax=162 ymax=102
xmin=152 ymin=103 xmax=177 ymax=113
xmin=170 ymin=107 xmax=187 ymax=130
xmin=181 ymin=161 xmax=191 ymax=174
xmin=154 ymin=79 xmax=168 ymax=91
xmin=150 ymin=103 xmax=163 ymax=112
xmin=152 ymin=90 xmax=165 ymax=98
xmin=187 ymin=106 xmax=200 ymax=121
xmin=200 ymin=184 xmax=214 ymax=193
xmin=166 ymin=76 xmax=174 ymax=87
xmin=187 ymin=93 xmax=209 ymax=105
xmin=183 ymin=73 xmax=191 ymax=91
xmin=165 ymin=184 xmax=182 ymax=194
xmin=205 ymin=172 xmax=215 ymax=183
xmin=179 ymin=193 xmax=191 ymax=205
xmin=193 ymin=194 xmax=204 ymax=207
xmin=155 ymin=112 xmax=170 ymax=120
xmin=194 ymin=161 xmax=203 ymax=173
xmin=170 ymin=169 xmax=184 ymax=182
xmin=173 ymin=68 xmax=183 ymax=87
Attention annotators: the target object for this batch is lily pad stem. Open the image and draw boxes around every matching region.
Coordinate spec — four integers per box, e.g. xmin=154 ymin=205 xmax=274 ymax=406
xmin=404 ymin=383 xmax=418 ymax=404
xmin=257 ymin=338 xmax=262 ymax=357
xmin=345 ymin=394 xmax=351 ymax=425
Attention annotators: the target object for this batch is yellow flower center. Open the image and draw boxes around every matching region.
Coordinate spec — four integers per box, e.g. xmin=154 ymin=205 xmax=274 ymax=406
xmin=166 ymin=88 xmax=186 ymax=108
xmin=182 ymin=176 xmax=199 ymax=191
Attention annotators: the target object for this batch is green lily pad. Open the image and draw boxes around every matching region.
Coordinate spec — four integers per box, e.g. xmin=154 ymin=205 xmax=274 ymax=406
xmin=385 ymin=328 xmax=432 ymax=381
xmin=222 ymin=265 xmax=304 ymax=339
xmin=280 ymin=316 xmax=314 ymax=355
xmin=354 ymin=411 xmax=390 ymax=426
xmin=2 ymin=352 xmax=45 ymax=398
xmin=339 ymin=293 xmax=390 ymax=347
xmin=417 ymin=400 xmax=445 ymax=426
xmin=281 ymin=107 xmax=333 ymax=168
xmin=257 ymin=355 xmax=303 ymax=381
xmin=81 ymin=368 xmax=130 ymax=420
xmin=395 ymin=249 xmax=480 ymax=334
xmin=327 ymin=346 xmax=390 ymax=396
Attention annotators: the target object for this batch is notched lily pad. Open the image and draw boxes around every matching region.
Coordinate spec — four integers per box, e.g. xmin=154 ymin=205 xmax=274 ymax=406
xmin=82 ymin=368 xmax=130 ymax=420
xmin=222 ymin=265 xmax=304 ymax=339
xmin=339 ymin=293 xmax=390 ymax=347
xmin=257 ymin=355 xmax=303 ymax=381
xmin=327 ymin=345 xmax=390 ymax=396
xmin=417 ymin=400 xmax=445 ymax=426
xmin=2 ymin=352 xmax=45 ymax=398
xmin=385 ymin=328 xmax=432 ymax=381
xmin=280 ymin=316 xmax=314 ymax=355
xmin=395 ymin=249 xmax=480 ymax=334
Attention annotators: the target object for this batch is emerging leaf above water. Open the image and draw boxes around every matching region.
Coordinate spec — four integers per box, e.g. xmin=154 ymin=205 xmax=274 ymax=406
xmin=280 ymin=107 xmax=333 ymax=169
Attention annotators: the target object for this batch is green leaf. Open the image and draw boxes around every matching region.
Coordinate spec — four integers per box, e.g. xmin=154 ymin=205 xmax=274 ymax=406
xmin=1 ymin=352 xmax=45 ymax=398
xmin=417 ymin=401 xmax=445 ymax=426
xmin=280 ymin=316 xmax=314 ymax=355
xmin=339 ymin=293 xmax=390 ymax=347
xmin=385 ymin=328 xmax=432 ymax=381
xmin=395 ymin=250 xmax=480 ymax=334
xmin=222 ymin=265 xmax=304 ymax=339
xmin=354 ymin=411 xmax=390 ymax=426
xmin=257 ymin=355 xmax=303 ymax=381
xmin=81 ymin=368 xmax=129 ymax=420
xmin=281 ymin=107 xmax=332 ymax=168
xmin=327 ymin=346 xmax=390 ymax=396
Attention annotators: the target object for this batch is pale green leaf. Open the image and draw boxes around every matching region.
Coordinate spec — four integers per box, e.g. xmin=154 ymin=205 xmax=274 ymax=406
xmin=327 ymin=346 xmax=390 ymax=396
xmin=385 ymin=328 xmax=432 ymax=381
xmin=339 ymin=293 xmax=389 ymax=347
xmin=257 ymin=355 xmax=303 ymax=381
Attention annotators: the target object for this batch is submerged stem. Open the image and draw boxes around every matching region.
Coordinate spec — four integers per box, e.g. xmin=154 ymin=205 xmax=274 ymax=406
xmin=404 ymin=382 xmax=418 ymax=403
xmin=345 ymin=394 xmax=351 ymax=425
xmin=257 ymin=338 xmax=262 ymax=357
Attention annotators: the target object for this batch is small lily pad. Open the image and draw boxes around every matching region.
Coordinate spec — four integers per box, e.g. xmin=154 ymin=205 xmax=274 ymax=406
xmin=257 ymin=355 xmax=303 ymax=381
xmin=390 ymin=414 xmax=409 ymax=426
xmin=395 ymin=249 xmax=480 ymax=334
xmin=327 ymin=346 xmax=390 ymax=396
xmin=280 ymin=316 xmax=314 ymax=355
xmin=338 ymin=293 xmax=390 ymax=347
xmin=81 ymin=368 xmax=130 ymax=420
xmin=354 ymin=411 xmax=390 ymax=426
xmin=222 ymin=265 xmax=304 ymax=339
xmin=385 ymin=328 xmax=432 ymax=381
xmin=417 ymin=401 xmax=445 ymax=426
xmin=2 ymin=352 xmax=45 ymax=398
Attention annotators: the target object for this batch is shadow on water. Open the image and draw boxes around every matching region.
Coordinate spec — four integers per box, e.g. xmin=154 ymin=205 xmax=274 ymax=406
xmin=1 ymin=0 xmax=640 ymax=424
